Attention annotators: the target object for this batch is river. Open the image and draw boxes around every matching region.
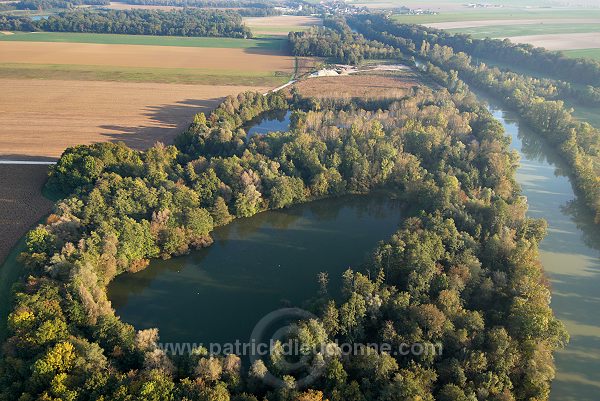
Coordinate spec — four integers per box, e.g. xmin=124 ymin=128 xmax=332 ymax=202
xmin=481 ymin=95 xmax=600 ymax=401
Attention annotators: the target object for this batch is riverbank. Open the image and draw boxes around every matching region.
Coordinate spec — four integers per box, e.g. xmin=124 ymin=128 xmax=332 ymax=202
xmin=478 ymin=93 xmax=600 ymax=401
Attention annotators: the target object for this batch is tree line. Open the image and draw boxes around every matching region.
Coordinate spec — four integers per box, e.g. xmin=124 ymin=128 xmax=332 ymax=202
xmin=288 ymin=17 xmax=401 ymax=65
xmin=352 ymin=14 xmax=600 ymax=87
xmin=115 ymin=0 xmax=286 ymax=17
xmin=0 ymin=82 xmax=566 ymax=400
xmin=348 ymin=14 xmax=600 ymax=105
xmin=0 ymin=8 xmax=253 ymax=37
xmin=2 ymin=0 xmax=307 ymax=18
xmin=345 ymin=14 xmax=600 ymax=225
xmin=13 ymin=0 xmax=109 ymax=10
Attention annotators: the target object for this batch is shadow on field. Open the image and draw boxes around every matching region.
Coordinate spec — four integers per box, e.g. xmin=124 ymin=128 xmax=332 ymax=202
xmin=246 ymin=37 xmax=288 ymax=53
xmin=99 ymin=97 xmax=223 ymax=150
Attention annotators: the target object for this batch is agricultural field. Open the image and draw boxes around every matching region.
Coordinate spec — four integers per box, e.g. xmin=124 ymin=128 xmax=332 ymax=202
xmin=0 ymin=31 xmax=284 ymax=49
xmin=0 ymin=31 xmax=297 ymax=160
xmin=351 ymin=0 xmax=474 ymax=11
xmin=444 ymin=22 xmax=600 ymax=38
xmin=0 ymin=165 xmax=53 ymax=266
xmin=0 ymin=33 xmax=292 ymax=85
xmin=392 ymin=9 xmax=600 ymax=24
xmin=563 ymin=49 xmax=600 ymax=61
xmin=0 ymin=41 xmax=289 ymax=69
xmin=396 ymin=7 xmax=600 ymax=60
xmin=0 ymin=32 xmax=293 ymax=86
xmin=0 ymin=79 xmax=272 ymax=159
xmin=290 ymin=70 xmax=423 ymax=100
xmin=506 ymin=32 xmax=600 ymax=51
xmin=243 ymin=15 xmax=322 ymax=36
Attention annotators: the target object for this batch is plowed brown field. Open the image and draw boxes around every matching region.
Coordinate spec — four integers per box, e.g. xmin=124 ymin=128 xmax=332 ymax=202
xmin=0 ymin=165 xmax=53 ymax=265
xmin=0 ymin=79 xmax=271 ymax=159
xmin=0 ymin=41 xmax=293 ymax=71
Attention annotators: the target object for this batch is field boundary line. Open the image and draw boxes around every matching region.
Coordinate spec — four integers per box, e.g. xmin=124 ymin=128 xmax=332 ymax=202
xmin=0 ymin=160 xmax=56 ymax=165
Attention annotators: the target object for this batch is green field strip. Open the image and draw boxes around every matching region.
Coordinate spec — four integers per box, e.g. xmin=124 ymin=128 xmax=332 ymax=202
xmin=0 ymin=62 xmax=291 ymax=86
xmin=563 ymin=49 xmax=600 ymax=61
xmin=446 ymin=23 xmax=600 ymax=38
xmin=0 ymin=31 xmax=285 ymax=50
xmin=392 ymin=9 xmax=600 ymax=24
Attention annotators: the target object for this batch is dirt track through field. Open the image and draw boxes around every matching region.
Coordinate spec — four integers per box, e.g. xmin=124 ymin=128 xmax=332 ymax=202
xmin=0 ymin=78 xmax=270 ymax=159
xmin=0 ymin=42 xmax=293 ymax=72
xmin=506 ymin=32 xmax=600 ymax=50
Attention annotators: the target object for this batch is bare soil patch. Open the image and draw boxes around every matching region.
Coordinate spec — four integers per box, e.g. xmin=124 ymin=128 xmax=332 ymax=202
xmin=507 ymin=32 xmax=600 ymax=50
xmin=427 ymin=18 xmax=600 ymax=29
xmin=0 ymin=42 xmax=293 ymax=72
xmin=0 ymin=165 xmax=53 ymax=266
xmin=0 ymin=79 xmax=271 ymax=159
xmin=0 ymin=31 xmax=13 ymax=35
xmin=290 ymin=72 xmax=421 ymax=99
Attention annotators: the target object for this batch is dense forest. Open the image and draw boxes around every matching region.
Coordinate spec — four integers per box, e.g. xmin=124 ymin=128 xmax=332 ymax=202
xmin=0 ymin=68 xmax=567 ymax=401
xmin=0 ymin=8 xmax=253 ymax=37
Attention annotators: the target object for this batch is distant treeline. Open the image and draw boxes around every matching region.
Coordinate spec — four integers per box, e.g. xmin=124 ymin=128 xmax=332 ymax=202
xmin=120 ymin=0 xmax=322 ymax=15
xmin=8 ymin=0 xmax=282 ymax=12
xmin=288 ymin=17 xmax=401 ymax=64
xmin=14 ymin=0 xmax=109 ymax=10
xmin=345 ymin=15 xmax=600 ymax=105
xmin=0 ymin=8 xmax=253 ymax=37
xmin=0 ymin=0 xmax=109 ymax=11
xmin=116 ymin=0 xmax=284 ymax=16
xmin=350 ymin=14 xmax=600 ymax=88
xmin=346 ymin=14 xmax=600 ymax=224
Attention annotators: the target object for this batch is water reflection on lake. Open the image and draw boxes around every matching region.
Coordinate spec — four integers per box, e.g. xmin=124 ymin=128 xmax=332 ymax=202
xmin=109 ymin=194 xmax=403 ymax=345
xmin=245 ymin=110 xmax=291 ymax=139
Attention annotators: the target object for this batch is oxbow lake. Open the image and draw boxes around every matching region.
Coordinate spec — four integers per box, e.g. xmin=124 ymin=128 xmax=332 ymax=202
xmin=108 ymin=194 xmax=404 ymax=346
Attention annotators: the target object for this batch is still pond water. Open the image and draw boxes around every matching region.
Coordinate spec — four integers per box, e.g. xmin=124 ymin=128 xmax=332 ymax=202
xmin=110 ymin=96 xmax=600 ymax=400
xmin=245 ymin=110 xmax=291 ymax=139
xmin=108 ymin=194 xmax=404 ymax=345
